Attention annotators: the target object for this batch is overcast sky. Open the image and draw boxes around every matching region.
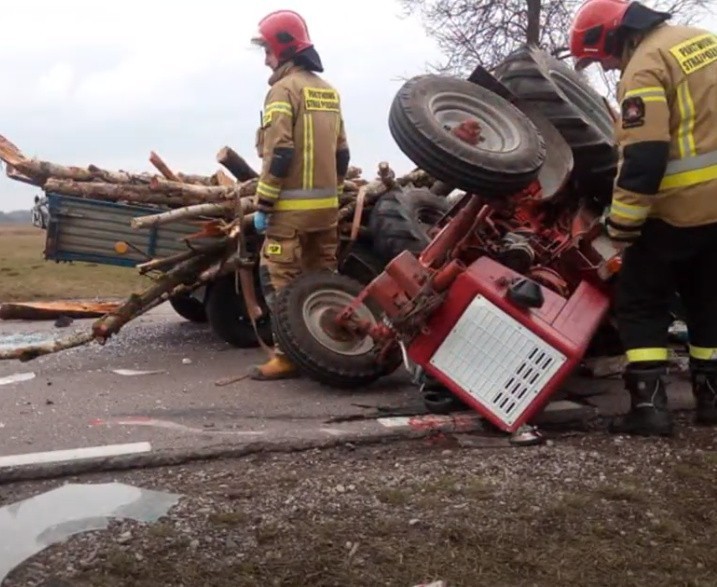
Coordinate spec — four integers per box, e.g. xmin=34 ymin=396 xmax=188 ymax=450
xmin=0 ymin=0 xmax=443 ymax=211
xmin=2 ymin=2 xmax=714 ymax=213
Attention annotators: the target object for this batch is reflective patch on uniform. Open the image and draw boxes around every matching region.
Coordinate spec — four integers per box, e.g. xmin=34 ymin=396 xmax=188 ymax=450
xmin=621 ymin=96 xmax=645 ymax=129
xmin=669 ymin=33 xmax=717 ymax=75
xmin=303 ymin=87 xmax=340 ymax=112
xmin=266 ymin=243 xmax=283 ymax=255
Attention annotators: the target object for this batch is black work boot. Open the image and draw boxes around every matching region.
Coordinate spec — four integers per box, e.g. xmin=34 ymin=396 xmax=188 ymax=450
xmin=610 ymin=365 xmax=673 ymax=437
xmin=691 ymin=360 xmax=717 ymax=426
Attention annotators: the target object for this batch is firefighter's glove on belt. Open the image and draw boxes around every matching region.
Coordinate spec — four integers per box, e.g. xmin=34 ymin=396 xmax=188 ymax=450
xmin=254 ymin=210 xmax=268 ymax=234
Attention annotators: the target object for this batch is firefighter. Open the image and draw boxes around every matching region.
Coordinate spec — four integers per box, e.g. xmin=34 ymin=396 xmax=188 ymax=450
xmin=249 ymin=10 xmax=350 ymax=381
xmin=569 ymin=0 xmax=717 ymax=436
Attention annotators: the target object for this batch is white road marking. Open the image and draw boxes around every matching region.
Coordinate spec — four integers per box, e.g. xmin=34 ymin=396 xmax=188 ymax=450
xmin=0 ymin=442 xmax=152 ymax=468
xmin=0 ymin=372 xmax=36 ymax=386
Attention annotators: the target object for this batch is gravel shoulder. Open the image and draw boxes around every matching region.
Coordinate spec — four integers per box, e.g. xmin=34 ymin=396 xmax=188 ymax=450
xmin=2 ymin=417 xmax=717 ymax=587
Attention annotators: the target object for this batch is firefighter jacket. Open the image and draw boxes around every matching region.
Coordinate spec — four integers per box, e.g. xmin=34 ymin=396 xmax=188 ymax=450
xmin=254 ymin=62 xmax=350 ymax=214
xmin=607 ymin=23 xmax=717 ymax=242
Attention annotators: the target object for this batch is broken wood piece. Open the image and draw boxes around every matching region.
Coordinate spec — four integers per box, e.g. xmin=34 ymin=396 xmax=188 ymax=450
xmin=216 ymin=146 xmax=259 ymax=181
xmin=0 ymin=300 xmax=124 ymax=321
xmin=214 ymin=373 xmax=250 ymax=386
xmin=0 ymin=330 xmax=95 ymax=362
xmin=149 ymin=151 xmax=180 ymax=182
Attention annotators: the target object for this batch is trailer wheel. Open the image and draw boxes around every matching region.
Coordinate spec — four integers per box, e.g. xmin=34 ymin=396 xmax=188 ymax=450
xmin=272 ymin=270 xmax=401 ymax=388
xmin=369 ymin=188 xmax=451 ymax=264
xmin=389 ymin=74 xmax=545 ymax=198
xmin=205 ymin=272 xmax=273 ymax=348
xmin=168 ymin=292 xmax=207 ymax=323
xmin=494 ymin=45 xmax=618 ymax=205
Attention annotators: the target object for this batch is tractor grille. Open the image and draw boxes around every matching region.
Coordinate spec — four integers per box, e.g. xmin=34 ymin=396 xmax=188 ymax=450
xmin=429 ymin=295 xmax=567 ymax=426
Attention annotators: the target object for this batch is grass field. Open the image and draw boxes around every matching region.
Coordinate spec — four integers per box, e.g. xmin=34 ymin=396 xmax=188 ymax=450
xmin=0 ymin=225 xmax=151 ymax=303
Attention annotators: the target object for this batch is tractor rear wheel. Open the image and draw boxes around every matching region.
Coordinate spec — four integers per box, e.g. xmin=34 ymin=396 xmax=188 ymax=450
xmin=494 ymin=45 xmax=618 ymax=205
xmin=369 ymin=188 xmax=451 ymax=264
xmin=388 ymin=74 xmax=546 ymax=198
xmin=271 ymin=270 xmax=402 ymax=388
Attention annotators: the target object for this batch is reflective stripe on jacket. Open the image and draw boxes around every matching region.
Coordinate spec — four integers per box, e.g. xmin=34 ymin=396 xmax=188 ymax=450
xmin=608 ymin=24 xmax=717 ymax=240
xmin=255 ymin=62 xmax=349 ymax=213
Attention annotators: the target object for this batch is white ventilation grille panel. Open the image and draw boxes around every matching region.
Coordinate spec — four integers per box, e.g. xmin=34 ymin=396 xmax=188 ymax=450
xmin=429 ymin=295 xmax=567 ymax=425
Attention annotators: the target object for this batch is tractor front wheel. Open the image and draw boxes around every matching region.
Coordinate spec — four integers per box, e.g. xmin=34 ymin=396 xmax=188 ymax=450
xmin=271 ymin=270 xmax=401 ymax=388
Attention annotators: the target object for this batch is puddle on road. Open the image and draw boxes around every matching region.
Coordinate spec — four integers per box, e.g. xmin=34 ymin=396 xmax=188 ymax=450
xmin=0 ymin=482 xmax=181 ymax=583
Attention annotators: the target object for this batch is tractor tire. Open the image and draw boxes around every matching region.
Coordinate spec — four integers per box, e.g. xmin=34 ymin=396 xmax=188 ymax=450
xmin=168 ymin=292 xmax=207 ymax=323
xmin=388 ymin=74 xmax=546 ymax=198
xmin=369 ymin=188 xmax=452 ymax=264
xmin=338 ymin=242 xmax=387 ymax=285
xmin=493 ymin=45 xmax=618 ymax=205
xmin=205 ymin=271 xmax=273 ymax=349
xmin=271 ymin=270 xmax=402 ymax=388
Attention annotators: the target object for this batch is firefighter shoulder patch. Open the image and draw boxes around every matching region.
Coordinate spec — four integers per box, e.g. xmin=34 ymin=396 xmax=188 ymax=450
xmin=621 ymin=96 xmax=646 ymax=129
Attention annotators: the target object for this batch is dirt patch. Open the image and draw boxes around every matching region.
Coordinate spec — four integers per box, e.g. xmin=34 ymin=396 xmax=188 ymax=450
xmin=0 ymin=226 xmax=149 ymax=303
xmin=2 ymin=421 xmax=717 ymax=586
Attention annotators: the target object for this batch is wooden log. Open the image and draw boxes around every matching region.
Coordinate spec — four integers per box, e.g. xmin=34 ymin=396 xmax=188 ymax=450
xmin=148 ymin=176 xmax=238 ymax=200
xmin=213 ymin=169 xmax=235 ymax=187
xmin=0 ymin=134 xmax=24 ymax=167
xmin=131 ymin=200 xmax=251 ymax=229
xmin=149 ymin=151 xmax=180 ymax=181
xmin=93 ymin=248 xmax=224 ymax=341
xmin=216 ymin=146 xmax=259 ymax=181
xmin=5 ymin=164 xmax=41 ymax=186
xmin=43 ymin=178 xmax=205 ymax=207
xmin=176 ymin=172 xmax=216 ymax=186
xmin=0 ymin=330 xmax=94 ymax=362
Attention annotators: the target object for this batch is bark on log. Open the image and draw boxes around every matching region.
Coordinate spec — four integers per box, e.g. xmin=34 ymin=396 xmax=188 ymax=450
xmin=130 ymin=200 xmax=253 ymax=230
xmin=148 ymin=176 xmax=238 ymax=200
xmin=213 ymin=169 xmax=235 ymax=187
xmin=149 ymin=151 xmax=180 ymax=181
xmin=216 ymin=146 xmax=259 ymax=181
xmin=43 ymin=178 xmax=219 ymax=207
xmin=0 ymin=135 xmax=24 ymax=167
xmin=5 ymin=164 xmax=40 ymax=186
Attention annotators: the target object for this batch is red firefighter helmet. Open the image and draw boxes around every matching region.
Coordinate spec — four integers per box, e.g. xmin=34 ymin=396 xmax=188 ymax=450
xmin=569 ymin=0 xmax=631 ymax=67
xmin=253 ymin=10 xmax=314 ymax=63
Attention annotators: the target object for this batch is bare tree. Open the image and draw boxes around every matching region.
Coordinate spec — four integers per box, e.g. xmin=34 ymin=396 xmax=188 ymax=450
xmin=401 ymin=0 xmax=715 ymax=75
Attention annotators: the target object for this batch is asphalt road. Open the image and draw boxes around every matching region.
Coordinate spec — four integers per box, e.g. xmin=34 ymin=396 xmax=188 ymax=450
xmin=0 ymin=303 xmax=697 ymax=471
xmin=0 ymin=304 xmax=423 ymax=462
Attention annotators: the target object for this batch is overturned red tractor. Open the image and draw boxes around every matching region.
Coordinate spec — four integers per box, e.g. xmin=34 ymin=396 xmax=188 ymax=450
xmin=269 ymin=47 xmax=625 ymax=434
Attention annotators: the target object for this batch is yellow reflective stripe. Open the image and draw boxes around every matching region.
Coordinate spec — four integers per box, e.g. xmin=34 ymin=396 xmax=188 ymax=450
xmin=274 ymin=196 xmax=338 ymax=211
xmin=257 ymin=181 xmax=280 ymax=199
xmin=263 ymin=101 xmax=293 ymax=125
xmin=689 ymin=346 xmax=717 ymax=360
xmin=626 ymin=348 xmax=669 ymax=362
xmin=610 ymin=200 xmax=650 ymax=221
xmin=302 ymin=113 xmax=315 ymax=190
xmin=623 ymin=86 xmax=666 ymax=103
xmin=676 ymin=81 xmax=697 ymax=158
xmin=661 ymin=162 xmax=717 ymax=190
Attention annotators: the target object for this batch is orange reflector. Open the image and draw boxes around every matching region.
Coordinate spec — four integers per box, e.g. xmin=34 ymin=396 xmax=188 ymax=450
xmin=606 ymin=255 xmax=622 ymax=274
xmin=114 ymin=241 xmax=129 ymax=254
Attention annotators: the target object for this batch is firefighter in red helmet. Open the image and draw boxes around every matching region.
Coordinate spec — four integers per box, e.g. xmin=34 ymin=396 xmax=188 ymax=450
xmin=249 ymin=10 xmax=350 ymax=380
xmin=570 ymin=0 xmax=717 ymax=436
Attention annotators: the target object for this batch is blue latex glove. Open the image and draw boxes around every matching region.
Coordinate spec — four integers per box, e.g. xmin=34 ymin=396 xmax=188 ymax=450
xmin=254 ymin=210 xmax=268 ymax=234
